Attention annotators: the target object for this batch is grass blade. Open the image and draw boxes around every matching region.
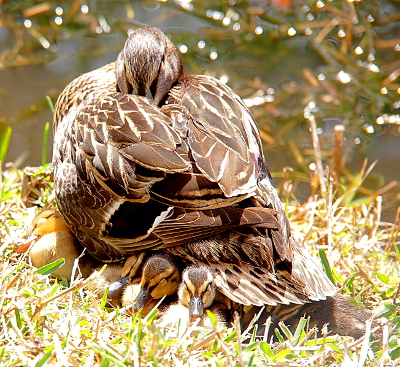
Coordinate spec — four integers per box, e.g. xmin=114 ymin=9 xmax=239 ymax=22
xmin=34 ymin=258 xmax=65 ymax=276
xmin=35 ymin=349 xmax=53 ymax=367
xmin=0 ymin=126 xmax=12 ymax=163
xmin=42 ymin=122 xmax=50 ymax=166
xmin=46 ymin=95 xmax=55 ymax=114
xmin=318 ymin=248 xmax=335 ymax=284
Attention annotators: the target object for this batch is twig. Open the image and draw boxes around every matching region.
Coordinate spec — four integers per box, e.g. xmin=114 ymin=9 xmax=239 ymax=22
xmin=32 ymin=276 xmax=94 ymax=318
xmin=233 ymin=311 xmax=244 ymax=367
xmin=308 ymin=114 xmax=326 ymax=193
xmin=332 ymin=124 xmax=344 ymax=189
xmin=188 ymin=331 xmax=217 ymax=352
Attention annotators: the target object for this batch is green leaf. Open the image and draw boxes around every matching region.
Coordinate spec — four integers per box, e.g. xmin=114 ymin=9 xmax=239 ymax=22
xmin=100 ymin=288 xmax=109 ymax=310
xmin=0 ymin=126 xmax=12 ymax=163
xmin=328 ymin=343 xmax=342 ymax=352
xmin=34 ymin=258 xmax=65 ymax=275
xmin=292 ymin=317 xmax=307 ymax=346
xmin=248 ymin=352 xmax=255 ymax=366
xmin=278 ymin=322 xmax=292 ymax=340
xmin=60 ymin=277 xmax=69 ymax=287
xmin=144 ymin=306 xmax=159 ymax=323
xmin=0 ymin=346 xmax=5 ymax=364
xmin=274 ymin=328 xmax=284 ymax=343
xmin=224 ymin=329 xmax=236 ymax=342
xmin=42 ymin=122 xmax=50 ymax=166
xmin=390 ymin=316 xmax=400 ymax=330
xmin=250 ymin=323 xmax=258 ymax=343
xmin=206 ymin=309 xmax=218 ymax=326
xmin=260 ymin=341 xmax=275 ymax=360
xmin=276 ymin=349 xmax=293 ymax=361
xmin=374 ymin=303 xmax=396 ymax=319
xmin=319 ymin=248 xmax=335 ymax=284
xmin=90 ymin=344 xmax=127 ymax=366
xmin=394 ymin=245 xmax=400 ymax=262
xmin=46 ymin=95 xmax=55 ymax=114
xmin=390 ymin=346 xmax=400 ymax=360
xmin=14 ymin=309 xmax=22 ymax=329
xmin=376 ymin=272 xmax=390 ymax=284
xmin=243 ymin=342 xmax=258 ymax=353
xmin=35 ymin=349 xmax=53 ymax=367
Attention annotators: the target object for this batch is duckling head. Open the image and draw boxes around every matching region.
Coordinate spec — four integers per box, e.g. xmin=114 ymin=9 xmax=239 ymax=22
xmin=32 ymin=209 xmax=70 ymax=235
xmin=135 ymin=253 xmax=180 ymax=311
xmin=17 ymin=209 xmax=70 ymax=253
xmin=178 ymin=266 xmax=216 ymax=319
xmin=115 ymin=26 xmax=183 ymax=105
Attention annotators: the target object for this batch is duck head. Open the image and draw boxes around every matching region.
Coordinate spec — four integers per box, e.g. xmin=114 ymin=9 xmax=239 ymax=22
xmin=115 ymin=26 xmax=183 ymax=105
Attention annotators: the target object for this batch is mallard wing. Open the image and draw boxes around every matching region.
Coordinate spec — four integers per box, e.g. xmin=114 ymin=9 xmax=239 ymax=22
xmin=54 ymin=73 xmax=282 ymax=261
xmin=164 ymin=75 xmax=292 ymax=261
xmin=165 ymin=75 xmax=265 ymax=199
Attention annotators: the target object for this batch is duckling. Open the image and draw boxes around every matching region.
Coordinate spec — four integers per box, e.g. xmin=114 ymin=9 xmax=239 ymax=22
xmin=178 ymin=266 xmax=230 ymax=325
xmin=17 ymin=209 xmax=96 ymax=281
xmin=85 ymin=263 xmax=126 ymax=306
xmin=158 ymin=266 xmax=231 ymax=331
xmin=134 ymin=253 xmax=180 ymax=311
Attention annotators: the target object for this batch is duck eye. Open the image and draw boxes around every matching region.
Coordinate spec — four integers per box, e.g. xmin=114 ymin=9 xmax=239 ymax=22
xmin=158 ymin=278 xmax=167 ymax=286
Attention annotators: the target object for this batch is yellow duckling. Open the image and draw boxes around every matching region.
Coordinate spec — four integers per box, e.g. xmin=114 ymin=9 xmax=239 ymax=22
xmin=17 ymin=209 xmax=96 ymax=281
xmin=158 ymin=266 xmax=231 ymax=331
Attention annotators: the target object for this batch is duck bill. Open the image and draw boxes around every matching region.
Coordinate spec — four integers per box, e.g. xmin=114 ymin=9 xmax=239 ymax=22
xmin=134 ymin=288 xmax=152 ymax=312
xmin=16 ymin=234 xmax=38 ymax=254
xmin=189 ymin=296 xmax=204 ymax=319
xmin=107 ymin=276 xmax=128 ymax=300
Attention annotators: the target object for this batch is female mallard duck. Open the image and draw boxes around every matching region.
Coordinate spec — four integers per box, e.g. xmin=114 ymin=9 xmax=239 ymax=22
xmin=17 ymin=209 xmax=96 ymax=281
xmin=52 ymin=26 xmax=373 ymax=335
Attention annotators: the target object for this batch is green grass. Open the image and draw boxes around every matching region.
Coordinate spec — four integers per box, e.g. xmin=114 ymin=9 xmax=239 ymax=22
xmin=0 ymin=165 xmax=399 ymax=366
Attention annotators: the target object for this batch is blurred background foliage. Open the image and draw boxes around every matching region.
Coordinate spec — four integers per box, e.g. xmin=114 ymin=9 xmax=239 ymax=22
xmin=0 ymin=0 xmax=399 ymax=219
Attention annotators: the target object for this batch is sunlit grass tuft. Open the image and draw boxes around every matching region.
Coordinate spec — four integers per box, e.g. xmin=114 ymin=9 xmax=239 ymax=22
xmin=0 ymin=164 xmax=399 ymax=366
